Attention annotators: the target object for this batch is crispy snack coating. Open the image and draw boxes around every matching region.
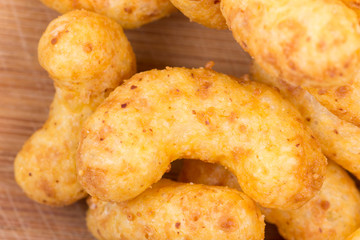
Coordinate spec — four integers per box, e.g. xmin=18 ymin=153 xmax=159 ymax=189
xmin=306 ymin=80 xmax=360 ymax=127
xmin=77 ymin=67 xmax=326 ymax=209
xmin=14 ymin=10 xmax=136 ymax=206
xmin=251 ymin=63 xmax=360 ymax=179
xmin=220 ymin=0 xmax=360 ymax=87
xmin=179 ymin=160 xmax=360 ymax=240
xmin=90 ymin=0 xmax=176 ymax=29
xmin=86 ymin=179 xmax=265 ymax=240
xmin=169 ymin=0 xmax=227 ymax=29
xmin=348 ymin=228 xmax=360 ymax=240
xmin=40 ymin=0 xmax=176 ymax=29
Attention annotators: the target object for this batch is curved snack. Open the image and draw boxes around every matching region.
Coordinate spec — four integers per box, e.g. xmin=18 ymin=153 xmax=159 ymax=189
xmin=40 ymin=0 xmax=176 ymax=29
xmin=170 ymin=0 xmax=227 ymax=29
xmin=14 ymin=10 xmax=136 ymax=206
xmin=221 ymin=0 xmax=360 ymax=87
xmin=87 ymin=179 xmax=265 ymax=240
xmin=251 ymin=63 xmax=360 ymax=179
xmin=77 ymin=67 xmax=326 ymax=209
xmin=306 ymin=80 xmax=360 ymax=127
xmin=179 ymin=160 xmax=360 ymax=240
xmin=348 ymin=228 xmax=360 ymax=240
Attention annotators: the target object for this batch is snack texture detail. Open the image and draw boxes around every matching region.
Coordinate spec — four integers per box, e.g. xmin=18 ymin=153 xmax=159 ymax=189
xmin=221 ymin=0 xmax=360 ymax=87
xmin=40 ymin=0 xmax=176 ymax=29
xmin=86 ymin=179 xmax=265 ymax=240
xmin=14 ymin=10 xmax=136 ymax=206
xmin=179 ymin=160 xmax=360 ymax=240
xmin=77 ymin=67 xmax=326 ymax=210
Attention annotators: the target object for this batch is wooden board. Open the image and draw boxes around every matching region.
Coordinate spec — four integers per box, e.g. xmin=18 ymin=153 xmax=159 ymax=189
xmin=0 ymin=0 xmax=282 ymax=239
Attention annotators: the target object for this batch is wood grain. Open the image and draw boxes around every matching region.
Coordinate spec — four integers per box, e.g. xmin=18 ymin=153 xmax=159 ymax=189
xmin=0 ymin=0 xmax=282 ymax=239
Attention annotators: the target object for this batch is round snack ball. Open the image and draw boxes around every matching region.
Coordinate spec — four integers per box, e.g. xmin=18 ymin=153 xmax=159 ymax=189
xmin=170 ymin=0 xmax=227 ymax=29
xmin=38 ymin=10 xmax=136 ymax=99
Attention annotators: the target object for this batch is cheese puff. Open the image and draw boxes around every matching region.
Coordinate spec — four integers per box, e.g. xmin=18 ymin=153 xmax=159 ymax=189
xmin=179 ymin=160 xmax=360 ymax=240
xmin=221 ymin=0 xmax=360 ymax=87
xmin=14 ymin=10 xmax=136 ymax=206
xmin=40 ymin=0 xmax=176 ymax=29
xmin=77 ymin=67 xmax=326 ymax=209
xmin=251 ymin=62 xmax=360 ymax=179
xmin=305 ymin=79 xmax=360 ymax=127
xmin=87 ymin=179 xmax=265 ymax=240
xmin=169 ymin=0 xmax=227 ymax=29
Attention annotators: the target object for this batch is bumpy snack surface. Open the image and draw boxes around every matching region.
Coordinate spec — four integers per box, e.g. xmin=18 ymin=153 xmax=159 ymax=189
xmin=87 ymin=179 xmax=265 ymax=240
xmin=251 ymin=63 xmax=360 ymax=179
xmin=306 ymin=80 xmax=360 ymax=127
xmin=14 ymin=10 xmax=136 ymax=206
xmin=170 ymin=0 xmax=227 ymax=29
xmin=221 ymin=0 xmax=360 ymax=87
xmin=77 ymin=67 xmax=326 ymax=209
xmin=40 ymin=0 xmax=176 ymax=29
xmin=179 ymin=160 xmax=360 ymax=240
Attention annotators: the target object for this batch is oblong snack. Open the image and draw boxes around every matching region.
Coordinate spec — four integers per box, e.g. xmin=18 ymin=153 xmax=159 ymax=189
xmin=77 ymin=67 xmax=326 ymax=209
xmin=348 ymin=228 xmax=360 ymax=240
xmin=221 ymin=0 xmax=360 ymax=87
xmin=14 ymin=10 xmax=136 ymax=206
xmin=90 ymin=0 xmax=176 ymax=29
xmin=40 ymin=0 xmax=176 ymax=29
xmin=169 ymin=0 xmax=227 ymax=29
xmin=251 ymin=63 xmax=360 ymax=179
xmin=179 ymin=160 xmax=360 ymax=240
xmin=87 ymin=179 xmax=265 ymax=240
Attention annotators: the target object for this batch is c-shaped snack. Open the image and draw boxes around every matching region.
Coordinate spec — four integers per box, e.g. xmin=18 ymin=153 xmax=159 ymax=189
xmin=221 ymin=0 xmax=360 ymax=87
xmin=77 ymin=67 xmax=326 ymax=209
xmin=14 ymin=10 xmax=136 ymax=206
xmin=179 ymin=160 xmax=360 ymax=240
xmin=251 ymin=63 xmax=360 ymax=179
xmin=86 ymin=179 xmax=265 ymax=240
xmin=169 ymin=0 xmax=227 ymax=29
xmin=40 ymin=0 xmax=176 ymax=29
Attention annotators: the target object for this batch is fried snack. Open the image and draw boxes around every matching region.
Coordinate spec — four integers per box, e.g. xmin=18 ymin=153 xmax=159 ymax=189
xmin=348 ymin=228 xmax=360 ymax=240
xmin=90 ymin=0 xmax=176 ymax=29
xmin=86 ymin=179 xmax=265 ymax=240
xmin=14 ymin=10 xmax=136 ymax=206
xmin=179 ymin=160 xmax=360 ymax=240
xmin=251 ymin=63 xmax=360 ymax=179
xmin=220 ymin=0 xmax=360 ymax=87
xmin=77 ymin=67 xmax=326 ymax=209
xmin=40 ymin=0 xmax=176 ymax=29
xmin=40 ymin=0 xmax=94 ymax=13
xmin=305 ymin=80 xmax=360 ymax=127
xmin=169 ymin=0 xmax=227 ymax=29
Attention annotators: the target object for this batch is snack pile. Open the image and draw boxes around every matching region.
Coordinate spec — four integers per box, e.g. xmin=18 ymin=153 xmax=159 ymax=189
xmin=13 ymin=0 xmax=360 ymax=239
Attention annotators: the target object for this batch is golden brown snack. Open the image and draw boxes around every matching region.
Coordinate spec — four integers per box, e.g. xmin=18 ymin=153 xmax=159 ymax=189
xmin=90 ymin=0 xmax=176 ymax=29
xmin=40 ymin=0 xmax=176 ymax=29
xmin=342 ymin=0 xmax=360 ymax=16
xmin=14 ymin=10 xmax=136 ymax=206
xmin=77 ymin=67 xmax=326 ymax=209
xmin=170 ymin=0 xmax=227 ymax=29
xmin=221 ymin=0 xmax=360 ymax=87
xmin=251 ymin=63 xmax=360 ymax=179
xmin=40 ymin=0 xmax=94 ymax=13
xmin=348 ymin=228 xmax=360 ymax=240
xmin=179 ymin=160 xmax=360 ymax=240
xmin=87 ymin=179 xmax=265 ymax=240
xmin=306 ymin=80 xmax=360 ymax=127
